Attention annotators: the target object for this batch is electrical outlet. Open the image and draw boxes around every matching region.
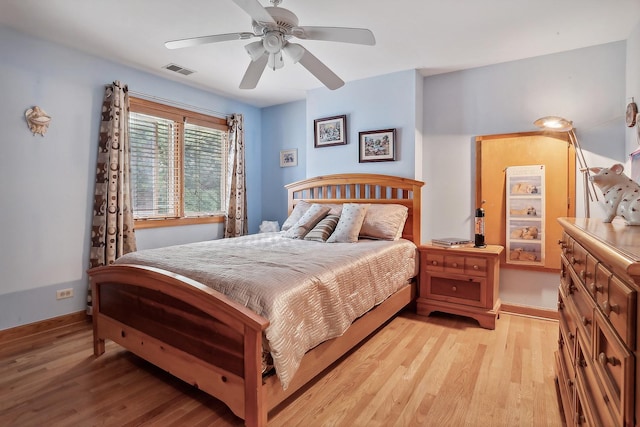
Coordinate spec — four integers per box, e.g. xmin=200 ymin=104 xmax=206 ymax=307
xmin=56 ymin=288 xmax=74 ymax=300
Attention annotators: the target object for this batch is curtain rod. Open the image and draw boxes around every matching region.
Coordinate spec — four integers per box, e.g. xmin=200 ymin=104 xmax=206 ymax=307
xmin=128 ymin=90 xmax=231 ymax=119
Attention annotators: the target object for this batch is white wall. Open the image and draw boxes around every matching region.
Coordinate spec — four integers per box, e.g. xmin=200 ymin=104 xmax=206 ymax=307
xmin=422 ymin=42 xmax=627 ymax=309
xmin=626 ymin=21 xmax=640 ymax=163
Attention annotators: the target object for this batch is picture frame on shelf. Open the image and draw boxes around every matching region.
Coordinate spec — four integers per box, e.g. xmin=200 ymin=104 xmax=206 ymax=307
xmin=358 ymin=128 xmax=396 ymax=163
xmin=279 ymin=148 xmax=298 ymax=167
xmin=314 ymin=114 xmax=347 ymax=148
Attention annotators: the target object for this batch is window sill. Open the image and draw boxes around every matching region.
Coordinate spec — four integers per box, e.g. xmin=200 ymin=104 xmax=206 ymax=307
xmin=134 ymin=215 xmax=225 ymax=230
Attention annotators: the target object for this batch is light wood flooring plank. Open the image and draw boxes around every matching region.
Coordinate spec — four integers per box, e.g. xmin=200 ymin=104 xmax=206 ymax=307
xmin=0 ymin=311 xmax=563 ymax=426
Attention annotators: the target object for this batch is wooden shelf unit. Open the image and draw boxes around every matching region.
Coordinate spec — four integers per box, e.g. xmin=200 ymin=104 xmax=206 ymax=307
xmin=416 ymin=244 xmax=504 ymax=329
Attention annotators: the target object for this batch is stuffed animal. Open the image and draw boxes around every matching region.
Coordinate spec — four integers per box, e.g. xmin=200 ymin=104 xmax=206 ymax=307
xmin=510 ymin=226 xmax=539 ymax=239
xmin=589 ymin=163 xmax=640 ymax=225
xmin=510 ymin=206 xmax=537 ymax=216
xmin=510 ymin=248 xmax=537 ymax=261
xmin=511 ymin=183 xmax=538 ymax=194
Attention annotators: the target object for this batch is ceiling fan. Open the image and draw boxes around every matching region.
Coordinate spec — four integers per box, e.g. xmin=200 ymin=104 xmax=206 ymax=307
xmin=165 ymin=0 xmax=376 ymax=90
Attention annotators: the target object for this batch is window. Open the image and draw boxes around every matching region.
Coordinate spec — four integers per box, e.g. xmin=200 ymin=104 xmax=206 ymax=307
xmin=129 ymin=97 xmax=228 ymax=228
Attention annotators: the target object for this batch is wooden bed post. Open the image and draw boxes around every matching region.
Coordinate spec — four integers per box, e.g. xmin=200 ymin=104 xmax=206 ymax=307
xmin=91 ymin=280 xmax=105 ymax=356
xmin=244 ymin=327 xmax=267 ymax=427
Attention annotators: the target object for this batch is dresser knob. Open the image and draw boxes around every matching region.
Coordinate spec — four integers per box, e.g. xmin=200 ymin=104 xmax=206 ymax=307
xmin=452 ymin=262 xmax=458 ymax=268
xmin=451 ymin=286 xmax=457 ymax=292
xmin=581 ymin=316 xmax=590 ymax=326
xmin=598 ymin=352 xmax=619 ymax=366
xmin=579 ymin=270 xmax=585 ymax=280
xmin=603 ymin=301 xmax=620 ymax=315
xmin=557 ymin=301 xmax=564 ymax=310
xmin=590 ymin=283 xmax=603 ymax=294
xmin=472 ymin=265 xmax=479 ymax=270
xmin=568 ymin=332 xmax=575 ymax=341
xmin=431 ymin=260 xmax=438 ymax=266
xmin=568 ymin=283 xmax=576 ymax=294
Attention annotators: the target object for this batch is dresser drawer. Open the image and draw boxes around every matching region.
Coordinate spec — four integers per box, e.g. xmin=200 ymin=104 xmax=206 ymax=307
xmin=576 ymin=333 xmax=617 ymax=427
xmin=425 ymin=273 xmax=486 ymax=308
xmin=603 ymin=275 xmax=637 ymax=350
xmin=565 ymin=269 xmax=595 ymax=351
xmin=568 ymin=240 xmax=589 ymax=288
xmin=558 ymin=286 xmax=579 ymax=361
xmin=593 ymin=310 xmax=634 ymax=426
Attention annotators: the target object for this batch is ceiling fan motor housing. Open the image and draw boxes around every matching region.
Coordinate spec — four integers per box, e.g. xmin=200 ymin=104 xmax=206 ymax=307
xmin=253 ymin=6 xmax=298 ymax=37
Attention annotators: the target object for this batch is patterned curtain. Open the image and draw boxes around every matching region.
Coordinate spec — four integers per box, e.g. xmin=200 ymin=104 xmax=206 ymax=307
xmin=224 ymin=113 xmax=248 ymax=238
xmin=87 ymin=81 xmax=137 ymax=314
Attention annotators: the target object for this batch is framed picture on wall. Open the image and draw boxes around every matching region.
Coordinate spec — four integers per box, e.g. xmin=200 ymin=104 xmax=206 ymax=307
xmin=358 ymin=128 xmax=396 ymax=163
xmin=314 ymin=115 xmax=347 ymax=147
xmin=279 ymin=149 xmax=298 ymax=167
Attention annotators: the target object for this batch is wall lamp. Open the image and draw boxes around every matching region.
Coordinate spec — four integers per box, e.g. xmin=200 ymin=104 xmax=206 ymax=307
xmin=534 ymin=116 xmax=598 ymax=217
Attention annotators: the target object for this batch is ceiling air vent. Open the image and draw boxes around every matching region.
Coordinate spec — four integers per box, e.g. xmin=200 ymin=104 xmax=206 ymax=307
xmin=163 ymin=63 xmax=195 ymax=76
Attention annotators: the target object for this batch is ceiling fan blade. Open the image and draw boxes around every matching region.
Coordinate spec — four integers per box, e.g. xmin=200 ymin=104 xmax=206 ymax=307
xmin=239 ymin=54 xmax=269 ymax=89
xmin=232 ymin=0 xmax=276 ymax=26
xmin=165 ymin=32 xmax=255 ymax=49
xmin=292 ymin=27 xmax=376 ymax=45
xmin=285 ymin=43 xmax=344 ymax=90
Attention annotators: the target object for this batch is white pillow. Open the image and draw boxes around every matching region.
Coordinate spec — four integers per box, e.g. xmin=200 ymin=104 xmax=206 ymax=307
xmin=359 ymin=204 xmax=409 ymax=240
xmin=281 ymin=200 xmax=311 ymax=231
xmin=283 ymin=204 xmax=331 ymax=239
xmin=327 ymin=203 xmax=370 ymax=243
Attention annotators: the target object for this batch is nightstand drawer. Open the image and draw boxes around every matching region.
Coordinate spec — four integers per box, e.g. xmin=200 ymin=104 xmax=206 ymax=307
xmin=425 ymin=274 xmax=486 ymax=308
xmin=464 ymin=256 xmax=487 ymax=277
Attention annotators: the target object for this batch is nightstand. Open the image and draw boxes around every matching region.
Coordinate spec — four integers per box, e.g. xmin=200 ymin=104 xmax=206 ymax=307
xmin=416 ymin=244 xmax=504 ymax=329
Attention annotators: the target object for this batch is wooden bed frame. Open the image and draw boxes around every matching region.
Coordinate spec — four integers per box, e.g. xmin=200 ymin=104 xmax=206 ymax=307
xmin=89 ymin=173 xmax=424 ymax=426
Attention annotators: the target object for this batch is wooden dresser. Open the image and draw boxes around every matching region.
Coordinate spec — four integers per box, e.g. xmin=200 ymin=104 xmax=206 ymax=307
xmin=416 ymin=244 xmax=503 ymax=329
xmin=556 ymin=217 xmax=640 ymax=427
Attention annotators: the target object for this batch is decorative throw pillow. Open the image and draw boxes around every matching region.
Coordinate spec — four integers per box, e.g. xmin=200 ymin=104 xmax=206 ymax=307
xmin=281 ymin=200 xmax=311 ymax=231
xmin=304 ymin=214 xmax=340 ymax=242
xmin=359 ymin=204 xmax=409 ymax=240
xmin=283 ymin=204 xmax=331 ymax=239
xmin=327 ymin=203 xmax=370 ymax=243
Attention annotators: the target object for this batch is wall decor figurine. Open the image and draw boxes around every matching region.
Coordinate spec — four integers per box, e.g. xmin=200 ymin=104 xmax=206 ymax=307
xmin=25 ymin=106 xmax=51 ymax=136
xmin=589 ymin=163 xmax=640 ymax=225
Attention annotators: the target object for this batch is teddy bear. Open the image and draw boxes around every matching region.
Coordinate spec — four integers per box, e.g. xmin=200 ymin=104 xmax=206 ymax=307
xmin=509 ymin=248 xmax=537 ymax=261
xmin=510 ymin=226 xmax=539 ymax=240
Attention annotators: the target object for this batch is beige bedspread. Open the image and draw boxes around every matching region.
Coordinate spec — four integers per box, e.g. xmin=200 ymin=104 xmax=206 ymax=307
xmin=115 ymin=232 xmax=418 ymax=389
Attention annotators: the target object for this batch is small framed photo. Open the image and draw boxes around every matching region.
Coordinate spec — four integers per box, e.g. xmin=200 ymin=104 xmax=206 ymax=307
xmin=358 ymin=128 xmax=396 ymax=162
xmin=314 ymin=115 xmax=347 ymax=148
xmin=280 ymin=149 xmax=298 ymax=167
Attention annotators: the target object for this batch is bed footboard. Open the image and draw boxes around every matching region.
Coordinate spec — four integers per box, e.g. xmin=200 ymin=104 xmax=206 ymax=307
xmin=89 ymin=264 xmax=270 ymax=426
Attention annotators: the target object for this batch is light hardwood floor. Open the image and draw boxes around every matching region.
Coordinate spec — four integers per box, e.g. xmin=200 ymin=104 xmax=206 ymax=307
xmin=0 ymin=311 xmax=563 ymax=426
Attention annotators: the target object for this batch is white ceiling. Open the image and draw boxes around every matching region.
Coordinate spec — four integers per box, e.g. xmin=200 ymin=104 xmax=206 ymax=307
xmin=2 ymin=0 xmax=639 ymax=108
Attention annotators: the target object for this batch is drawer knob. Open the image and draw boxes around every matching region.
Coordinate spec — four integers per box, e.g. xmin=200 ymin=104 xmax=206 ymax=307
xmin=568 ymin=332 xmax=575 ymax=341
xmin=598 ymin=352 xmax=619 ymax=366
xmin=568 ymin=283 xmax=576 ymax=294
xmin=579 ymin=270 xmax=586 ymax=280
xmin=451 ymin=286 xmax=457 ymax=292
xmin=589 ymin=283 xmax=603 ymax=294
xmin=431 ymin=260 xmax=438 ymax=266
xmin=452 ymin=262 xmax=458 ymax=268
xmin=603 ymin=301 xmax=620 ymax=315
xmin=472 ymin=265 xmax=479 ymax=270
xmin=580 ymin=316 xmax=591 ymax=326
xmin=557 ymin=301 xmax=564 ymax=310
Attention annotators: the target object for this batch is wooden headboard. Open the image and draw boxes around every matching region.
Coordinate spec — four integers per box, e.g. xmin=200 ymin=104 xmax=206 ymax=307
xmin=285 ymin=173 xmax=424 ymax=245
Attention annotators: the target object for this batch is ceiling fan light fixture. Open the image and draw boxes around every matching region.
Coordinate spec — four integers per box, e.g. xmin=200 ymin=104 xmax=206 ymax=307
xmin=283 ymin=42 xmax=304 ymax=63
xmin=268 ymin=51 xmax=284 ymax=70
xmin=245 ymin=40 xmax=266 ymax=61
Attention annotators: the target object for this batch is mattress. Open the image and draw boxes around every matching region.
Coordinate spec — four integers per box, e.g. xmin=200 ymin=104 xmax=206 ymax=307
xmin=115 ymin=232 xmax=418 ymax=389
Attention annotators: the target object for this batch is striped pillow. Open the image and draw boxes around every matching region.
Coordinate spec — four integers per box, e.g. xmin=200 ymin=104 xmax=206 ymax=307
xmin=304 ymin=214 xmax=340 ymax=242
xmin=283 ymin=204 xmax=331 ymax=239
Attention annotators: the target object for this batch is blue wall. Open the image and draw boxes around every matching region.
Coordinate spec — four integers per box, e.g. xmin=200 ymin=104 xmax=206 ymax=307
xmin=0 ymin=25 xmax=261 ymax=329
xmin=2 ymin=18 xmax=638 ymax=329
